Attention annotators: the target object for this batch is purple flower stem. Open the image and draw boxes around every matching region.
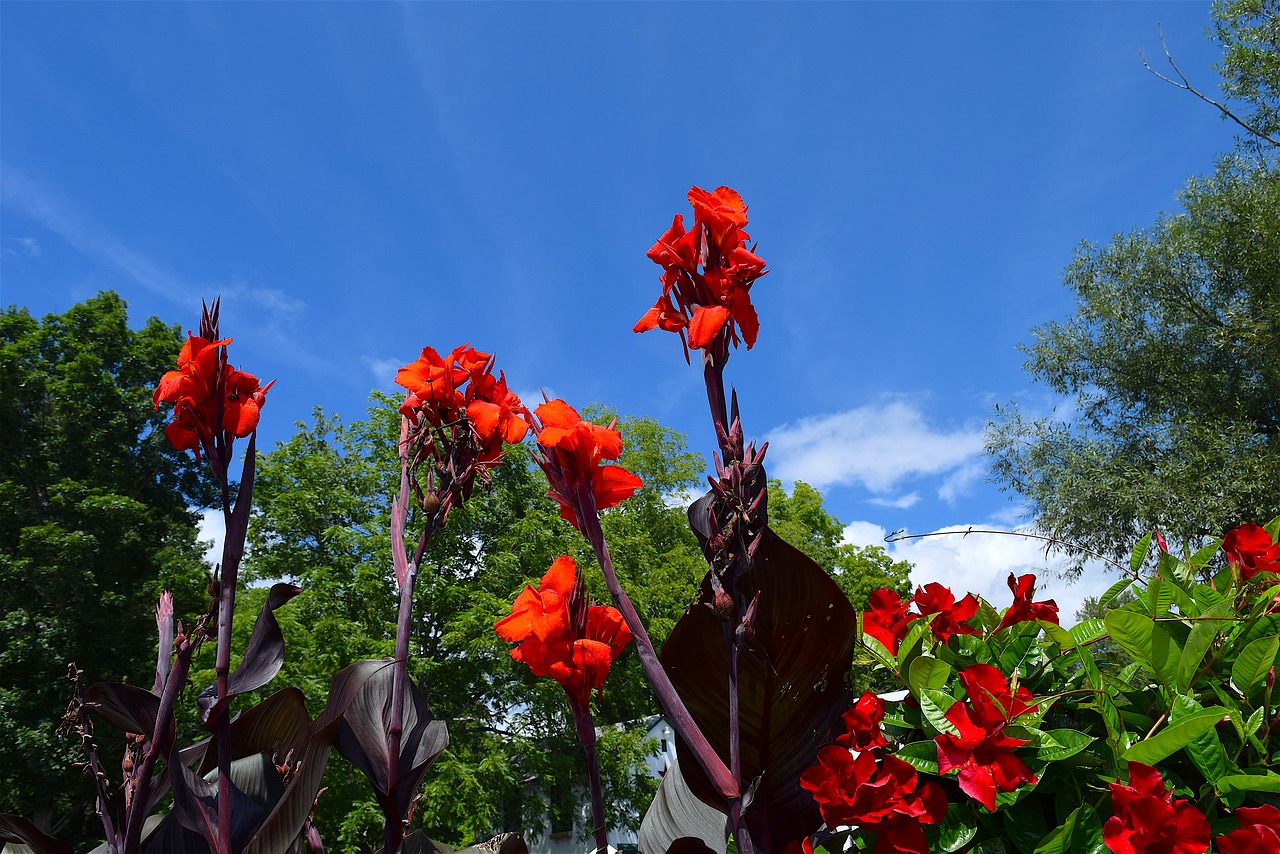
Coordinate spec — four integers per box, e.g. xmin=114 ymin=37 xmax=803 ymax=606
xmin=572 ymin=482 xmax=740 ymax=805
xmin=569 ymin=697 xmax=609 ymax=854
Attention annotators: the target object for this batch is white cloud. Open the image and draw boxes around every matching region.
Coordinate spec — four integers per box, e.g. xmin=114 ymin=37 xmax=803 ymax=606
xmin=765 ymin=398 xmax=984 ymax=494
xmin=197 ymin=508 xmax=226 ymax=568
xmin=869 ymin=492 xmax=921 ymax=509
xmin=362 ymin=355 xmax=406 ymax=388
xmin=1 ymin=236 xmax=41 ymax=258
xmin=843 ymin=520 xmax=1117 ymax=626
xmin=938 ymin=462 xmax=984 ymax=504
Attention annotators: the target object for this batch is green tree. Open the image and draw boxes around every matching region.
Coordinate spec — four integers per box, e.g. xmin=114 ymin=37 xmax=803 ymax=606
xmin=0 ymin=292 xmax=210 ymax=845
xmin=987 ymin=3 xmax=1280 ymax=572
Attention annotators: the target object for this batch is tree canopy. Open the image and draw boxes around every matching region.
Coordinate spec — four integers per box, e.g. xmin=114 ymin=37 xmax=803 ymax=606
xmin=0 ymin=292 xmax=210 ymax=843
xmin=987 ymin=1 xmax=1280 ymax=571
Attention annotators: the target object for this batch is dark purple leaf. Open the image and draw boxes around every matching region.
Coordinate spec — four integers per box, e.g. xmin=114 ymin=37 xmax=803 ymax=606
xmin=197 ymin=582 xmax=302 ymax=723
xmin=638 ymin=757 xmax=727 ymax=854
xmin=663 ymin=527 xmax=856 ymax=852
xmin=0 ymin=813 xmax=74 ymax=854
xmin=84 ymin=681 xmax=160 ymax=736
xmin=334 ymin=658 xmax=449 ymax=817
xmin=197 ymin=687 xmax=310 ymax=776
xmin=167 ymin=747 xmax=278 ymax=852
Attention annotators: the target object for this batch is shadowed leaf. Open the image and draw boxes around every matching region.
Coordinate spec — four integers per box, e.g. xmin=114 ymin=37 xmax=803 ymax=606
xmin=663 ymin=526 xmax=857 ymax=852
xmin=0 ymin=813 xmax=74 ymax=854
xmin=197 ymin=583 xmax=302 ymax=723
xmin=85 ymin=681 xmax=161 ymax=737
xmin=639 ymin=757 xmax=727 ymax=854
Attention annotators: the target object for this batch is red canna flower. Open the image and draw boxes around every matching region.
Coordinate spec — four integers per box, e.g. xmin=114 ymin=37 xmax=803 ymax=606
xmin=496 ymin=557 xmax=632 ymax=706
xmin=911 ymin=582 xmax=981 ymax=644
xmin=995 ymin=573 xmax=1060 ymax=631
xmin=835 ymin=691 xmax=890 ymax=752
xmin=1103 ymin=762 xmax=1210 ymax=854
xmin=935 ymin=664 xmax=1039 ymax=811
xmin=799 ymin=746 xmax=947 ymax=854
xmin=1222 ymin=523 xmax=1280 ymax=582
xmin=862 ymin=588 xmax=918 ymax=655
xmin=533 ymin=399 xmax=642 ymax=530
xmin=635 ymin=185 xmax=768 ymax=360
xmin=153 ymin=314 xmax=274 ymax=466
xmin=1216 ymin=804 xmax=1280 ymax=854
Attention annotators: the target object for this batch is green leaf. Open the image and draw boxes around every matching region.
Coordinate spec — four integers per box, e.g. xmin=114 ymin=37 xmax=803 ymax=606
xmin=1216 ymin=773 xmax=1280 ymax=796
xmin=1231 ymin=635 xmax=1279 ymax=697
xmin=1002 ymin=799 xmax=1050 ymax=854
xmin=894 ymin=740 xmax=940 ymax=775
xmin=1178 ymin=599 xmax=1232 ymax=691
xmin=973 ymin=841 xmax=1009 ymax=854
xmin=907 ymin=656 xmax=952 ymax=694
xmin=1265 ymin=515 xmax=1280 ymax=541
xmin=1189 ymin=540 xmax=1223 ymax=573
xmin=1036 ymin=729 xmax=1094 ymax=762
xmin=1098 ymin=578 xmax=1134 ymax=610
xmin=1121 ymin=706 xmax=1228 ymax=765
xmin=897 ymin=617 xmax=932 ymax=671
xmin=1069 ymin=619 xmax=1106 ymax=646
xmin=918 ymin=688 xmax=959 ymax=736
xmin=937 ymin=802 xmax=977 ymax=852
xmin=1104 ymin=610 xmax=1180 ymax=695
xmin=1174 ymin=696 xmax=1230 ymax=785
xmin=1040 ymin=620 xmax=1075 ymax=650
xmin=1130 ymin=532 xmax=1153 ymax=576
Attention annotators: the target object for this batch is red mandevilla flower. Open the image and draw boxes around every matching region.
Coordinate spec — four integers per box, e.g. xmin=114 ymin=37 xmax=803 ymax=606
xmin=861 ymin=588 xmax=918 ymax=655
xmin=799 ymin=747 xmax=947 ymax=854
xmin=935 ymin=664 xmax=1039 ymax=811
xmin=153 ymin=331 xmax=274 ymax=461
xmin=911 ymin=582 xmax=981 ymax=644
xmin=995 ymin=573 xmax=1060 ymax=631
xmin=495 ymin=557 xmax=632 ymax=706
xmin=1222 ymin=523 xmax=1280 ymax=582
xmin=835 ymin=691 xmax=890 ymax=752
xmin=1215 ymin=804 xmax=1280 ymax=854
xmin=1103 ymin=762 xmax=1210 ymax=854
xmin=634 ymin=185 xmax=768 ymax=358
xmin=533 ymin=399 xmax=642 ymax=530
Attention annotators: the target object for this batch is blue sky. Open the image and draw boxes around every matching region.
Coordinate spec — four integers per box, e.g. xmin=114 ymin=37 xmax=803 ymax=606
xmin=1 ymin=2 xmax=1236 ymax=618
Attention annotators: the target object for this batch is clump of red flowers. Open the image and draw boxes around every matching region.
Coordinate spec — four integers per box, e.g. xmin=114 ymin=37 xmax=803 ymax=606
xmin=1103 ymin=762 xmax=1210 ymax=854
xmin=634 ymin=185 xmax=768 ymax=360
xmin=995 ymin=572 xmax=1059 ymax=631
xmin=532 ymin=399 xmax=642 ymax=531
xmin=1216 ymin=804 xmax=1280 ymax=854
xmin=935 ymin=663 xmax=1039 ymax=811
xmin=800 ymin=692 xmax=946 ymax=854
xmin=861 ymin=582 xmax=980 ymax=654
xmin=1222 ymin=523 xmax=1280 ymax=582
xmin=153 ymin=300 xmax=273 ymax=467
xmin=394 ymin=344 xmax=529 ymax=515
xmin=494 ymin=556 xmax=632 ymax=706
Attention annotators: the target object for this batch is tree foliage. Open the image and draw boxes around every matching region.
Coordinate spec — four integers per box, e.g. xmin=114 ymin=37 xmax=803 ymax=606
xmin=988 ymin=2 xmax=1280 ymax=572
xmin=0 ymin=292 xmax=209 ymax=844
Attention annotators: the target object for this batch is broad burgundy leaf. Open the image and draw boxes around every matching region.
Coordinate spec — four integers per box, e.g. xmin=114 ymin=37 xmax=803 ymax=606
xmin=334 ymin=659 xmax=449 ymax=816
xmin=0 ymin=813 xmax=74 ymax=854
xmin=663 ymin=526 xmax=857 ymax=851
xmin=197 ymin=687 xmax=310 ymax=776
xmin=638 ymin=757 xmax=727 ymax=854
xmin=197 ymin=582 xmax=302 ymax=723
xmin=166 ymin=746 xmax=274 ymax=852
xmin=84 ymin=681 xmax=160 ymax=737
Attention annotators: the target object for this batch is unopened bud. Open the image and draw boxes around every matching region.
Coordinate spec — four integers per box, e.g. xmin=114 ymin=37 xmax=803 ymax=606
xmin=122 ymin=756 xmax=134 ymax=774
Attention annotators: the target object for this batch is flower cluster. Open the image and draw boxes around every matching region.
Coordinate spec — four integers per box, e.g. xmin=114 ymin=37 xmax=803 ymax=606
xmin=1103 ymin=762 xmax=1210 ymax=854
xmin=862 ymin=583 xmax=980 ymax=654
xmin=1222 ymin=523 xmax=1280 ymax=581
xmin=494 ymin=556 xmax=632 ymax=706
xmin=153 ymin=325 xmax=273 ymax=464
xmin=935 ymin=664 xmax=1039 ymax=811
xmin=532 ymin=399 xmax=642 ymax=531
xmin=1217 ymin=804 xmax=1280 ymax=854
xmin=800 ymin=692 xmax=947 ymax=854
xmin=634 ymin=185 xmax=768 ymax=358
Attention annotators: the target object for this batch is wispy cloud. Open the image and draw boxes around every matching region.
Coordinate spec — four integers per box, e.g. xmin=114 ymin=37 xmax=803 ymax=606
xmin=869 ymin=492 xmax=921 ymax=509
xmin=938 ymin=462 xmax=984 ymax=504
xmin=197 ymin=507 xmax=225 ymax=567
xmin=1 ymin=236 xmax=41 ymax=258
xmin=842 ymin=519 xmax=1115 ymax=626
xmin=765 ymin=398 xmax=985 ymax=496
xmin=362 ymin=355 xmax=406 ymax=388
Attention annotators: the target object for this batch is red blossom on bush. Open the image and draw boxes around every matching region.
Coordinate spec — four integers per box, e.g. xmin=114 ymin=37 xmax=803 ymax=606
xmin=635 ymin=185 xmax=768 ymax=359
xmin=995 ymin=573 xmax=1060 ymax=631
xmin=1222 ymin=523 xmax=1280 ymax=582
xmin=911 ymin=582 xmax=981 ymax=644
xmin=935 ymin=664 xmax=1038 ymax=811
xmin=862 ymin=588 xmax=917 ymax=655
xmin=799 ymin=747 xmax=947 ymax=854
xmin=532 ymin=399 xmax=643 ymax=530
xmin=1216 ymin=804 xmax=1280 ymax=854
xmin=1103 ymin=762 xmax=1210 ymax=854
xmin=835 ymin=691 xmax=890 ymax=752
xmin=495 ymin=556 xmax=632 ymax=706
xmin=153 ymin=328 xmax=274 ymax=463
